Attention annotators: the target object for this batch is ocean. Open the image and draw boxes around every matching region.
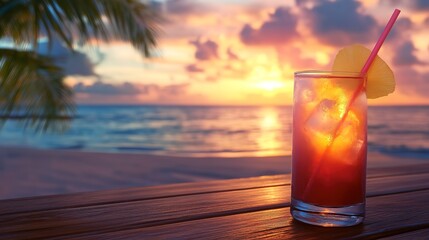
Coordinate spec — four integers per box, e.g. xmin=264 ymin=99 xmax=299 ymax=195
xmin=0 ymin=105 xmax=428 ymax=159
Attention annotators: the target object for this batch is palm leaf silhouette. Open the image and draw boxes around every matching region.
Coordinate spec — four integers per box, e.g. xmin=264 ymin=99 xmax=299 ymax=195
xmin=0 ymin=0 xmax=160 ymax=132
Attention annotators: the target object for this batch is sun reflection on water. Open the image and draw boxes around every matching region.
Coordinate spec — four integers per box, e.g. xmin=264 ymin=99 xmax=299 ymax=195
xmin=256 ymin=108 xmax=287 ymax=156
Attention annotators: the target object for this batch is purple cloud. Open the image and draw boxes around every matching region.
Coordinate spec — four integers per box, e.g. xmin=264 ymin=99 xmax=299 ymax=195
xmin=73 ymin=82 xmax=193 ymax=104
xmin=392 ymin=41 xmax=424 ymax=66
xmin=38 ymin=38 xmax=96 ymax=76
xmin=414 ymin=0 xmax=429 ymax=10
xmin=388 ymin=17 xmax=414 ymax=41
xmin=424 ymin=17 xmax=429 ymax=26
xmin=240 ymin=7 xmax=298 ymax=46
xmin=74 ymin=81 xmax=140 ymax=95
xmin=186 ymin=64 xmax=204 ymax=73
xmin=186 ymin=43 xmax=245 ymax=82
xmin=295 ymin=0 xmax=309 ymax=6
xmin=227 ymin=48 xmax=239 ymax=60
xmin=396 ymin=18 xmax=413 ymax=30
xmin=395 ymin=68 xmax=429 ymax=97
xmin=164 ymin=0 xmax=206 ymax=16
xmin=73 ymin=82 xmax=190 ymax=97
xmin=160 ymin=83 xmax=189 ymax=96
xmin=384 ymin=0 xmax=429 ymax=12
xmin=305 ymin=0 xmax=378 ymax=46
xmin=190 ymin=39 xmax=219 ymax=61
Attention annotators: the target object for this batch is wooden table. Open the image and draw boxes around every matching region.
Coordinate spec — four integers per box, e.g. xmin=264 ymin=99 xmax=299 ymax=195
xmin=1 ymin=163 xmax=429 ymax=239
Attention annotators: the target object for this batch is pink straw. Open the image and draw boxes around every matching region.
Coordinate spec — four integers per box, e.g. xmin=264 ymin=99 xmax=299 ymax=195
xmin=361 ymin=9 xmax=401 ymax=74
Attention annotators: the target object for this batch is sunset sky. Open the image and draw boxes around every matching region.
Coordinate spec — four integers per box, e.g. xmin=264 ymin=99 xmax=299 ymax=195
xmin=57 ymin=0 xmax=429 ymax=106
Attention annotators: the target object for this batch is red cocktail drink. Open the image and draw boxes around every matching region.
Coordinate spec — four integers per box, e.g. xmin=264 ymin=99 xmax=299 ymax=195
xmin=291 ymin=71 xmax=367 ymax=227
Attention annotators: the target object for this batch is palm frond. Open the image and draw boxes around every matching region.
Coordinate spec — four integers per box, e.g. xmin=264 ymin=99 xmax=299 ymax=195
xmin=0 ymin=1 xmax=35 ymax=47
xmin=0 ymin=0 xmax=160 ymax=132
xmin=0 ymin=0 xmax=161 ymax=56
xmin=0 ymin=48 xmax=75 ymax=132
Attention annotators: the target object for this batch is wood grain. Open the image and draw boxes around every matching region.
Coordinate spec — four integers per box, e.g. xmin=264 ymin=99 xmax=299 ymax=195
xmin=0 ymin=175 xmax=288 ymax=215
xmin=1 ymin=171 xmax=429 ymax=239
xmin=379 ymin=228 xmax=429 ymax=239
xmin=69 ymin=189 xmax=429 ymax=240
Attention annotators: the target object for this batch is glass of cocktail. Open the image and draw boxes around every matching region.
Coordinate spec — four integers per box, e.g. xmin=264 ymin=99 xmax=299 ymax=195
xmin=290 ymin=9 xmax=400 ymax=227
xmin=291 ymin=71 xmax=367 ymax=226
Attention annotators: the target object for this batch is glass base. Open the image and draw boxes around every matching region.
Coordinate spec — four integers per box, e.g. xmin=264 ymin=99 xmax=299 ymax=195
xmin=290 ymin=198 xmax=364 ymax=227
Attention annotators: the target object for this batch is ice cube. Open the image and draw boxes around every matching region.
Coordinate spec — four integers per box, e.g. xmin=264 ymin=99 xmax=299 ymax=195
xmin=305 ymin=99 xmax=339 ymax=137
xmin=331 ymin=134 xmax=365 ymax=165
xmin=301 ymin=89 xmax=315 ymax=102
xmin=330 ymin=113 xmax=365 ymax=165
xmin=295 ymin=79 xmax=316 ymax=104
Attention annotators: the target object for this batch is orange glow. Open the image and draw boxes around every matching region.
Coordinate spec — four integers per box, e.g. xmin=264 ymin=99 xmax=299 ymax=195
xmin=302 ymin=79 xmax=363 ymax=156
xmin=68 ymin=1 xmax=429 ymax=106
xmin=256 ymin=108 xmax=283 ymax=156
xmin=255 ymin=81 xmax=286 ymax=91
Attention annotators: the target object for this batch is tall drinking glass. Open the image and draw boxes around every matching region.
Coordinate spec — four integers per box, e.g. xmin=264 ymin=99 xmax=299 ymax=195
xmin=291 ymin=71 xmax=367 ymax=227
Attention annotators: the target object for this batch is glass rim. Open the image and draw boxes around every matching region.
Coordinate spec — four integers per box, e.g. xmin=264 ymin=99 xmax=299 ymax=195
xmin=294 ymin=70 xmax=366 ymax=79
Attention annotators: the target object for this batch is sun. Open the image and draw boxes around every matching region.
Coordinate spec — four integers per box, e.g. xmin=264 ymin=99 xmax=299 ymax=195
xmin=255 ymin=81 xmax=286 ymax=91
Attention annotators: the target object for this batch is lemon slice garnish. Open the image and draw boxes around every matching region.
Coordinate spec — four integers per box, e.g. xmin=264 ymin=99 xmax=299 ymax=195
xmin=332 ymin=44 xmax=395 ymax=99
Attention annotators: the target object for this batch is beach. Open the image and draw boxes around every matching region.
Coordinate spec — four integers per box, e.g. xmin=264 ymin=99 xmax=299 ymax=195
xmin=0 ymin=146 xmax=425 ymax=200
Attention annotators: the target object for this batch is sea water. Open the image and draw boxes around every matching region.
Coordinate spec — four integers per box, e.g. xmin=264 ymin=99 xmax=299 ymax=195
xmin=0 ymin=105 xmax=427 ymax=159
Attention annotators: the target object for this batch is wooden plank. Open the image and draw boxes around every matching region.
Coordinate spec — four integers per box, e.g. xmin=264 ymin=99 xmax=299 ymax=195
xmin=366 ymin=163 xmax=429 ymax=178
xmin=379 ymin=228 xmax=429 ymax=239
xmin=1 ymin=163 xmax=429 ymax=215
xmin=0 ymin=175 xmax=288 ymax=215
xmin=66 ymin=189 xmax=429 ymax=240
xmin=1 ymin=172 xmax=429 ymax=240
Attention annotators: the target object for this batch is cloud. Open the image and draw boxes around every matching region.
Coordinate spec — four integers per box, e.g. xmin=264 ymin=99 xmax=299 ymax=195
xmin=396 ymin=18 xmax=413 ymax=30
xmin=190 ymin=39 xmax=219 ymax=61
xmin=383 ymin=0 xmax=429 ymax=12
xmin=295 ymin=0 xmax=309 ymax=6
xmin=227 ymin=48 xmax=239 ymax=60
xmin=186 ymin=64 xmax=204 ymax=72
xmin=163 ymin=0 xmax=206 ymax=16
xmin=73 ymin=81 xmax=140 ymax=95
xmin=276 ymin=46 xmax=321 ymax=69
xmin=424 ymin=17 xmax=429 ymax=28
xmin=395 ymin=67 xmax=429 ymax=97
xmin=387 ymin=17 xmax=414 ymax=42
xmin=185 ymin=41 xmax=249 ymax=82
xmin=72 ymin=81 xmax=198 ymax=104
xmin=295 ymin=0 xmax=318 ymax=7
xmin=414 ymin=0 xmax=429 ymax=10
xmin=158 ymin=83 xmax=189 ymax=96
xmin=305 ymin=0 xmax=378 ymax=46
xmin=157 ymin=0 xmax=217 ymax=39
xmin=240 ymin=7 xmax=298 ymax=46
xmin=392 ymin=41 xmax=424 ymax=66
xmin=38 ymin=38 xmax=96 ymax=76
xmin=60 ymin=52 xmax=97 ymax=76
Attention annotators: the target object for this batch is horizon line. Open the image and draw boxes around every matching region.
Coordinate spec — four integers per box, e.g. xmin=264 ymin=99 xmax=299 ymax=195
xmin=74 ymin=103 xmax=429 ymax=107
